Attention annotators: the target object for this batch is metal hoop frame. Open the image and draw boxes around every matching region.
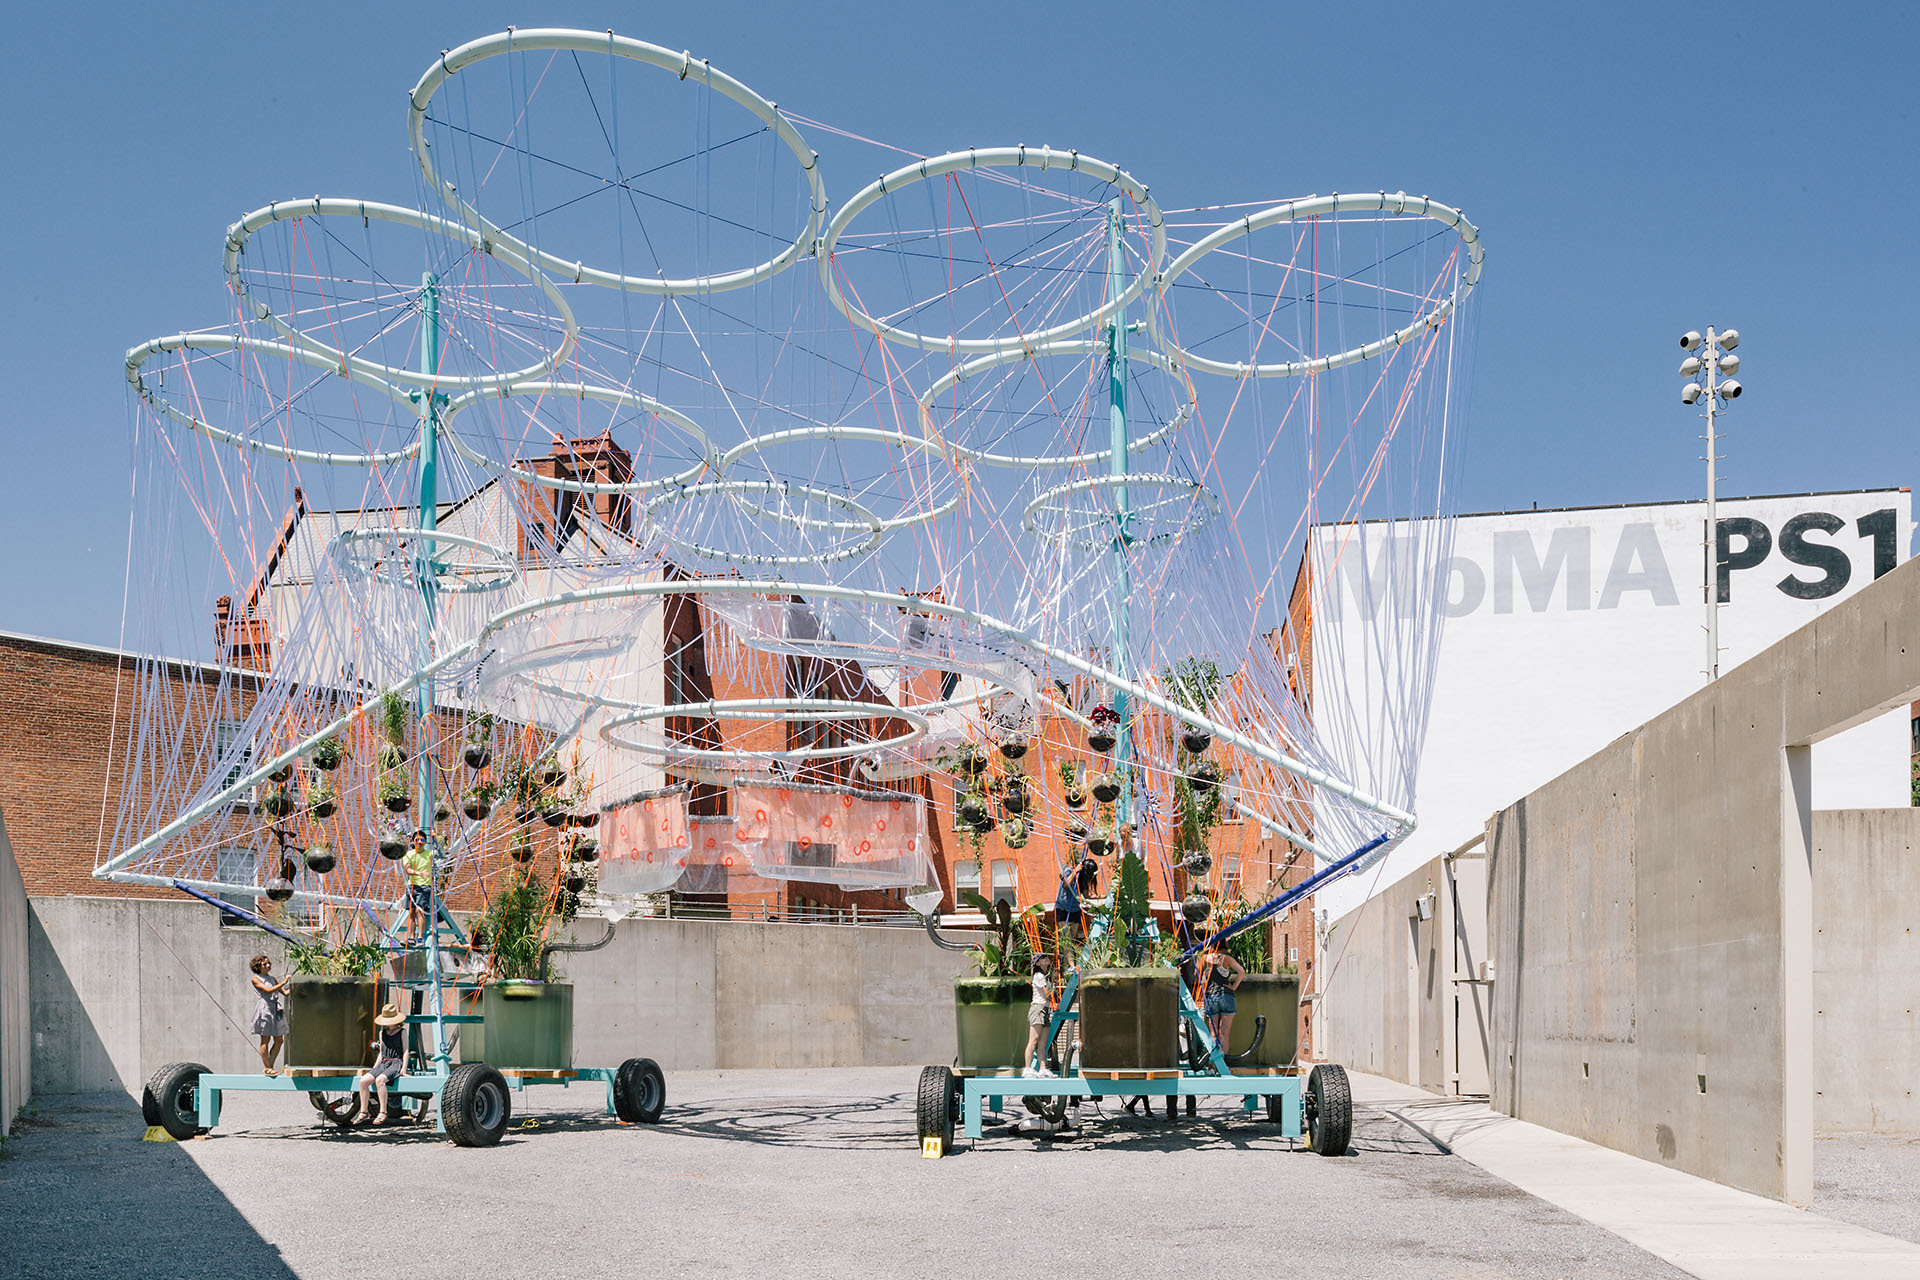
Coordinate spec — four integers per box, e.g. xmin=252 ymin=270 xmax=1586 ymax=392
xmin=328 ymin=528 xmax=520 ymax=595
xmin=1152 ymin=191 xmax=1483 ymax=379
xmin=1021 ymin=473 xmax=1222 ymax=549
xmin=440 ymin=381 xmax=717 ymax=498
xmin=819 ymin=146 xmax=1166 ymax=355
xmin=641 ymin=479 xmax=884 ymax=565
xmin=408 ymin=29 xmax=829 ymax=296
xmin=599 ymin=697 xmax=931 ymax=763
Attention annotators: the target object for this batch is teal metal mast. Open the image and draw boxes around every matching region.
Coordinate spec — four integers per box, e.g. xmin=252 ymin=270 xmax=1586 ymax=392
xmin=1106 ymin=200 xmax=1133 ymax=826
xmin=413 ymin=272 xmax=450 ymax=1068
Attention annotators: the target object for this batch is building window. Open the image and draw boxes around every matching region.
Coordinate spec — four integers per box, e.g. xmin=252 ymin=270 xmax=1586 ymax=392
xmin=214 ymin=846 xmax=254 ymax=925
xmin=990 ymin=859 xmax=1018 ymax=908
xmin=953 ymin=859 xmax=981 ymax=908
xmin=213 ymin=719 xmax=251 ymax=793
xmin=1222 ymin=856 xmax=1242 ymax=899
xmin=1287 ymin=946 xmax=1299 ymax=964
xmin=788 ymin=840 xmax=837 ymax=871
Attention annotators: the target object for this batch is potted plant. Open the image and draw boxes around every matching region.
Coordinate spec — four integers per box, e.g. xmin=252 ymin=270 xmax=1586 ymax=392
xmin=1086 ymin=824 xmax=1113 ymax=858
xmin=508 ymin=830 xmax=535 ymax=864
xmin=304 ymin=842 xmax=336 ymax=875
xmin=376 ymin=828 xmax=407 ymax=860
xmin=1181 ymin=891 xmax=1213 ymax=925
xmin=462 ymin=780 xmax=496 ymax=821
xmin=285 ymin=939 xmax=385 ymax=1069
xmin=1058 ymin=759 xmax=1086 ymax=810
xmin=952 ymin=891 xmax=1040 ymax=1070
xmin=261 ymin=785 xmax=295 ymax=819
xmin=464 ymin=870 xmax=574 ymax=1071
xmin=998 ymin=736 xmax=1027 ymax=762
xmin=1181 ymin=728 xmax=1213 ymax=755
xmin=307 ymin=782 xmax=337 ymax=820
xmin=1000 ymin=776 xmax=1029 ymax=815
xmin=379 ymin=774 xmax=412 ymax=813
xmin=945 ymin=743 xmax=988 ymax=777
xmin=537 ymin=758 xmax=565 ymax=789
xmin=1186 ymin=759 xmax=1223 ymax=795
xmin=956 ymin=790 xmax=990 ymax=830
xmin=1211 ymin=898 xmax=1298 ymax=1066
xmin=1065 ymin=817 xmax=1089 ymax=844
xmin=1182 ymin=849 xmax=1212 ymax=878
xmin=1088 ymin=726 xmax=1117 ymax=754
xmin=264 ymin=877 xmax=295 ymax=903
xmin=462 ymin=712 xmax=494 ymax=770
xmin=566 ymin=834 xmax=600 ymax=863
xmin=1079 ymin=848 xmax=1180 ymax=1069
xmin=1091 ymin=770 xmax=1123 ymax=804
xmin=267 ymin=758 xmax=295 ymax=784
xmin=1001 ymin=816 xmax=1030 ymax=849
xmin=308 ymin=733 xmax=344 ymax=772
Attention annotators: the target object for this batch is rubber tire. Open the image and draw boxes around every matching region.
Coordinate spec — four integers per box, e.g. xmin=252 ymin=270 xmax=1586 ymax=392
xmin=442 ymin=1063 xmax=511 ymax=1148
xmin=613 ymin=1058 xmax=666 ymax=1123
xmin=307 ymin=1091 xmax=363 ymax=1128
xmin=145 ymin=1062 xmax=209 ymax=1140
xmin=1306 ymin=1063 xmax=1352 ymax=1157
xmin=915 ymin=1065 xmax=955 ymax=1151
xmin=1265 ymin=1091 xmax=1286 ymax=1124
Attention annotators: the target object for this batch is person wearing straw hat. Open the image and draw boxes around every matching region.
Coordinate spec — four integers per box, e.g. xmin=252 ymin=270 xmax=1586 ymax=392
xmin=354 ymin=1002 xmax=408 ymax=1125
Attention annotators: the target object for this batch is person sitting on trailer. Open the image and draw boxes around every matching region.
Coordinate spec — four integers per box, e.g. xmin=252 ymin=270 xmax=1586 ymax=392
xmin=1055 ymin=858 xmax=1098 ymax=941
xmin=1021 ymin=953 xmax=1057 ymax=1078
xmin=402 ymin=830 xmax=434 ymax=942
xmin=1201 ymin=943 xmax=1246 ymax=1057
xmin=355 ymin=1002 xmax=408 ymax=1125
xmin=248 ymin=954 xmax=289 ymax=1076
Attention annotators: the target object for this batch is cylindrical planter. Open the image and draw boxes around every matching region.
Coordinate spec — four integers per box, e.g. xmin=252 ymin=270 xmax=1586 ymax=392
xmin=1079 ymin=967 xmax=1181 ymax=1070
xmin=1225 ymin=974 xmax=1300 ymax=1066
xmin=462 ymin=981 xmax=574 ymax=1070
xmin=953 ymin=976 xmax=1033 ymax=1070
xmin=285 ymin=976 xmax=379 ymax=1070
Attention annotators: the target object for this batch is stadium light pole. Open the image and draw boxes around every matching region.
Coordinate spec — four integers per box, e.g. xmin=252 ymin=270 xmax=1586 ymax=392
xmin=1679 ymin=327 xmax=1744 ymax=679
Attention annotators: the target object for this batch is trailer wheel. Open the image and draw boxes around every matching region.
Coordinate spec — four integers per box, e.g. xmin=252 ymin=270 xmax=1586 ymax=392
xmin=1264 ymin=1091 xmax=1286 ymax=1123
xmin=614 ymin=1058 xmax=666 ymax=1123
xmin=916 ymin=1065 xmax=955 ymax=1152
xmin=1306 ymin=1063 xmax=1352 ymax=1156
xmin=442 ymin=1063 xmax=511 ymax=1148
xmin=145 ymin=1062 xmax=209 ymax=1140
xmin=307 ymin=1091 xmax=362 ymax=1128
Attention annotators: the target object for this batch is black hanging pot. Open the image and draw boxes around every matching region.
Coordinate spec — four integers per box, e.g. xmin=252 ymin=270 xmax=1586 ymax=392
xmin=958 ymin=796 xmax=989 ymax=826
xmin=1188 ymin=767 xmax=1220 ymax=795
xmin=308 ymin=796 xmax=336 ymax=820
xmin=565 ymin=872 xmax=587 ymax=894
xmin=261 ymin=788 xmax=294 ymax=819
xmin=509 ymin=840 xmax=536 ymax=865
xmin=463 ymin=745 xmax=492 ymax=770
xmin=959 ymin=747 xmax=988 ymax=777
xmin=264 ymin=878 xmax=295 ymax=903
xmin=1182 ymin=850 xmax=1213 ymax=878
xmin=1088 ymin=729 xmax=1116 ymax=753
xmin=572 ymin=811 xmax=599 ymax=830
xmin=384 ymin=793 xmax=413 ymax=814
xmin=463 ymin=797 xmax=493 ymax=821
xmin=998 ymin=738 xmax=1027 ymax=761
xmin=304 ymin=845 xmax=336 ymax=875
xmin=1064 ymin=789 xmax=1086 ymax=810
xmin=1182 ymin=729 xmax=1212 ymax=755
xmin=1066 ymin=819 xmax=1089 ymax=843
xmin=376 ymin=833 xmax=408 ymax=860
xmin=571 ymin=837 xmax=599 ymax=863
xmin=1181 ymin=892 xmax=1212 ymax=924
xmin=514 ymin=807 xmax=539 ymax=827
xmin=267 ymin=761 xmax=294 ymax=784
xmin=542 ymin=808 xmax=571 ymax=829
xmin=1087 ymin=834 xmax=1110 ymax=857
xmin=1001 ymin=786 xmax=1028 ymax=815
xmin=434 ymin=803 xmax=452 ymax=824
xmin=538 ymin=762 xmax=565 ymax=788
xmin=1092 ymin=775 xmax=1121 ymax=803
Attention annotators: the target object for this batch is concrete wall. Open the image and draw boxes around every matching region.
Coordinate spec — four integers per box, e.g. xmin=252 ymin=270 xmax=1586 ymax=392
xmin=1487 ymin=553 xmax=1920 ymax=1202
xmin=1321 ymin=847 xmax=1489 ymax=1096
xmin=1812 ymin=808 xmax=1920 ymax=1134
xmin=1 ymin=811 xmax=29 ymax=1135
xmin=27 ymin=896 xmax=971 ymax=1094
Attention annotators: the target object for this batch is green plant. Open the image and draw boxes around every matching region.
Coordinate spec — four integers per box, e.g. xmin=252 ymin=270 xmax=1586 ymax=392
xmin=1211 ymin=896 xmax=1273 ymax=972
xmin=260 ymin=786 xmax=294 ymax=819
xmin=476 ymin=870 xmax=549 ymax=981
xmin=959 ymin=890 xmax=1039 ymax=978
xmin=306 ymin=781 xmax=336 ymax=817
xmin=309 ymin=734 xmax=344 ymax=771
xmin=378 ymin=690 xmax=408 ymax=746
xmin=378 ymin=773 xmax=410 ymax=807
xmin=287 ymin=939 xmax=385 ymax=977
xmin=1056 ymin=758 xmax=1079 ymax=790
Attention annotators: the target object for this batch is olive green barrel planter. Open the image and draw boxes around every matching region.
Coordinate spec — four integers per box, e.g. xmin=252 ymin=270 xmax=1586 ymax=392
xmin=1079 ymin=967 xmax=1181 ymax=1070
xmin=285 ymin=976 xmax=379 ymax=1070
xmin=1225 ymin=974 xmax=1300 ymax=1066
xmin=953 ymin=976 xmax=1032 ymax=1070
xmin=462 ymin=981 xmax=574 ymax=1070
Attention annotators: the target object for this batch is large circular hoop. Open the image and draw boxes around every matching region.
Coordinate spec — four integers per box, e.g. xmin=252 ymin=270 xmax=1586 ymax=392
xmin=408 ymin=30 xmax=829 ymax=296
xmin=642 ymin=479 xmax=884 ymax=566
xmin=1021 ymin=473 xmax=1222 ymax=550
xmin=440 ymin=382 xmax=717 ymax=498
xmin=818 ymin=146 xmax=1165 ymax=355
xmin=915 ymin=338 xmax=1192 ymax=469
xmin=1153 ymin=191 xmax=1483 ymax=379
xmin=716 ymin=425 xmax=961 ymax=527
xmin=125 ymin=332 xmax=420 ymax=467
xmin=222 ymin=198 xmax=578 ymax=394
xmin=327 ymin=528 xmax=520 ymax=596
xmin=600 ymin=698 xmax=930 ymax=763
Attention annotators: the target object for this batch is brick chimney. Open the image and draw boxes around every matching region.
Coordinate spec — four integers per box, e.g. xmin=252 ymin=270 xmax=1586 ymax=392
xmin=514 ymin=432 xmax=634 ymax=560
xmin=214 ymin=595 xmax=272 ymax=671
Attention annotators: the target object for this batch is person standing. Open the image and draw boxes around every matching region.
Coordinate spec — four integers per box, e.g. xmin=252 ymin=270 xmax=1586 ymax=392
xmin=1055 ymin=858 xmax=1098 ymax=942
xmin=248 ymin=954 xmax=289 ymax=1075
xmin=402 ymin=830 xmax=434 ymax=942
xmin=1202 ymin=945 xmax=1247 ymax=1055
xmin=1021 ymin=953 xmax=1057 ymax=1078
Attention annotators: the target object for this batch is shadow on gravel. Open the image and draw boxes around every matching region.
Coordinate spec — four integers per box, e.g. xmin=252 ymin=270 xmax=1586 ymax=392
xmin=0 ymin=1093 xmax=297 ymax=1280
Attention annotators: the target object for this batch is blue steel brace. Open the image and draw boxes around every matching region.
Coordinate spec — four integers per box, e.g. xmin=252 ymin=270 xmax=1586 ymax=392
xmin=1180 ymin=831 xmax=1395 ymax=963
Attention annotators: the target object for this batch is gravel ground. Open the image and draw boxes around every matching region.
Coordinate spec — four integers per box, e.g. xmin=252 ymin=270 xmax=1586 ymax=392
xmin=1 ymin=1069 xmax=1692 ymax=1279
xmin=1813 ymin=1132 xmax=1920 ymax=1244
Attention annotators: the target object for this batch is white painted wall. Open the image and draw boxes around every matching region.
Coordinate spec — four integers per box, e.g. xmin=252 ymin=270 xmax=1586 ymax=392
xmin=1318 ymin=489 xmax=1914 ymax=919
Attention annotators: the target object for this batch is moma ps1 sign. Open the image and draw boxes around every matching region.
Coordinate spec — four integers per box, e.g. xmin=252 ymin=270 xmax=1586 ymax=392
xmin=1315 ymin=489 xmax=1913 ymax=920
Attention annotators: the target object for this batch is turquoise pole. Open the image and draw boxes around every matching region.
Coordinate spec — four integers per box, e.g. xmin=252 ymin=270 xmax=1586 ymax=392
xmin=414 ymin=272 xmax=449 ymax=1069
xmin=1106 ymin=200 xmax=1133 ymax=827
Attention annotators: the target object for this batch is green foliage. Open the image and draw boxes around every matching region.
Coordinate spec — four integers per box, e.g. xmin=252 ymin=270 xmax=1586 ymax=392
xmin=308 ymin=734 xmax=344 ymax=771
xmin=287 ymin=940 xmax=386 ymax=977
xmin=377 ymin=772 xmax=409 ymax=806
xmin=466 ymin=711 xmax=495 ymax=743
xmin=959 ymin=889 xmax=1038 ymax=978
xmin=475 ymin=870 xmax=549 ymax=981
xmin=1082 ymin=849 xmax=1156 ymax=967
xmin=1163 ymin=656 xmax=1222 ymax=715
xmin=376 ymin=740 xmax=406 ymax=775
xmin=1911 ymin=752 xmax=1919 ymax=806
xmin=378 ymin=690 xmax=409 ymax=747
xmin=1057 ymin=758 xmax=1079 ymax=792
xmin=1211 ymin=896 xmax=1272 ymax=972
xmin=306 ymin=782 xmax=335 ymax=813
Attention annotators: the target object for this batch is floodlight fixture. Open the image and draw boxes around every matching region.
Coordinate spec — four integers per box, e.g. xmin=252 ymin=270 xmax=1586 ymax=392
xmin=1715 ymin=352 xmax=1739 ymax=376
xmin=1717 ymin=329 xmax=1739 ymax=352
xmin=1680 ymin=330 xmax=1704 ymax=350
xmin=1680 ymin=356 xmax=1702 ymax=377
xmin=1682 ymin=382 xmax=1702 ymax=404
xmin=1719 ymin=379 xmax=1742 ymax=399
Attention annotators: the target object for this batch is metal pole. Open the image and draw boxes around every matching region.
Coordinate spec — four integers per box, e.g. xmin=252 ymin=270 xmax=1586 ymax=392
xmin=1704 ymin=326 xmax=1719 ymax=680
xmin=414 ymin=272 xmax=449 ymax=1069
xmin=1106 ymin=198 xmax=1133 ymax=825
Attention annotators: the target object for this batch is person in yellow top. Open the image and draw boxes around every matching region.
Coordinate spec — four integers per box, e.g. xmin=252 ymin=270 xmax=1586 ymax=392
xmin=402 ymin=829 xmax=434 ymax=941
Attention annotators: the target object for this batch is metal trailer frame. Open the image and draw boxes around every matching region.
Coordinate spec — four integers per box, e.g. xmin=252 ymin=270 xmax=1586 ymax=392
xmin=191 ymin=1064 xmax=628 ymax=1131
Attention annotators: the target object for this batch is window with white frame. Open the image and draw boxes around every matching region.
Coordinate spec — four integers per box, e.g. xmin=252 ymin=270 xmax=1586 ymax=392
xmin=1222 ymin=855 xmax=1242 ymax=899
xmin=213 ymin=719 xmax=251 ymax=794
xmin=990 ymin=859 xmax=1018 ymax=908
xmin=953 ymin=858 xmax=981 ymax=908
xmin=214 ymin=845 xmax=254 ymax=925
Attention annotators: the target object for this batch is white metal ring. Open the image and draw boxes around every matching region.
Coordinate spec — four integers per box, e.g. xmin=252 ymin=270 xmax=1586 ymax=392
xmin=599 ymin=698 xmax=930 ymax=762
xmin=1020 ymin=473 xmax=1222 ymax=550
xmin=327 ymin=528 xmax=520 ymax=595
xmin=641 ymin=479 xmax=884 ymax=565
xmin=439 ymin=381 xmax=717 ymax=498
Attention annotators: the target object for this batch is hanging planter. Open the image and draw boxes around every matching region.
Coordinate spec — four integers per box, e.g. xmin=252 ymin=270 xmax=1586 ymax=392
xmin=1092 ymin=772 xmax=1122 ymax=804
xmin=463 ymin=789 xmax=494 ymax=821
xmin=304 ymin=843 xmax=336 ymax=875
xmin=1187 ymin=760 xmax=1223 ymax=795
xmin=1066 ymin=818 xmax=1089 ymax=844
xmin=538 ymin=760 xmax=565 ymax=789
xmin=1182 ymin=849 xmax=1213 ymax=878
xmin=1181 ymin=892 xmax=1213 ymax=925
xmin=383 ymin=792 xmax=413 ymax=814
xmin=1064 ymin=787 xmax=1087 ymax=810
xmin=564 ymin=871 xmax=587 ymax=894
xmin=267 ymin=760 xmax=295 ymax=785
xmin=998 ymin=737 xmax=1027 ymax=762
xmin=541 ymin=806 xmax=570 ymax=829
xmin=376 ymin=831 xmax=408 ymax=861
xmin=509 ymin=835 xmax=536 ymax=865
xmin=1087 ymin=829 xmax=1112 ymax=858
xmin=957 ymin=795 xmax=989 ymax=827
xmin=264 ymin=877 xmax=295 ymax=903
xmin=1088 ymin=728 xmax=1116 ymax=754
xmin=1181 ymin=728 xmax=1213 ymax=756
xmin=308 ymin=735 xmax=344 ymax=772
xmin=306 ymin=785 xmax=336 ymax=820
xmin=951 ymin=744 xmax=988 ymax=777
xmin=569 ymin=837 xmax=599 ymax=863
xmin=261 ymin=786 xmax=295 ymax=819
xmin=434 ymin=802 xmax=452 ymax=825
xmin=1001 ymin=783 xmax=1028 ymax=815
xmin=571 ymin=811 xmax=599 ymax=830
xmin=463 ymin=743 xmax=493 ymax=770
xmin=1001 ymin=816 xmax=1030 ymax=849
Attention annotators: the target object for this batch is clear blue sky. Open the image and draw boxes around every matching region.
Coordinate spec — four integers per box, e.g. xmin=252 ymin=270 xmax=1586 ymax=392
xmin=2 ymin=1 xmax=1914 ymax=648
